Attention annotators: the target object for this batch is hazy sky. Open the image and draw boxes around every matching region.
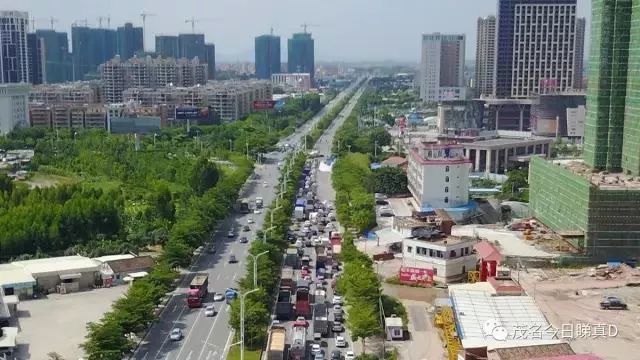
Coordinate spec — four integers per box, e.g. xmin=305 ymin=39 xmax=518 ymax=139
xmin=5 ymin=0 xmax=592 ymax=62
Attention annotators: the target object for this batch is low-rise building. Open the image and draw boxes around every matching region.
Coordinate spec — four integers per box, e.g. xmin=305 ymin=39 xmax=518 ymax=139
xmin=0 ymin=83 xmax=30 ymax=135
xmin=0 ymin=264 xmax=36 ymax=298
xmin=385 ymin=315 xmax=404 ymax=341
xmin=96 ymin=255 xmax=155 ymax=285
xmin=11 ymin=256 xmax=100 ymax=294
xmin=0 ymin=326 xmax=18 ymax=356
xmin=271 ymin=73 xmax=312 ymax=92
xmin=407 ymin=143 xmax=475 ymax=220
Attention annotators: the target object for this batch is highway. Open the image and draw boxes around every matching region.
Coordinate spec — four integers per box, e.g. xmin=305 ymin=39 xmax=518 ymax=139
xmin=132 ymin=80 xmax=362 ymax=360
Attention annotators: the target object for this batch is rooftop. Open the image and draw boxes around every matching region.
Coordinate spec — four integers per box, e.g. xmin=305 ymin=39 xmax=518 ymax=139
xmin=12 ymin=255 xmax=100 ymax=277
xmin=106 ymin=256 xmax=155 ymax=274
xmin=489 ymin=343 xmax=574 ymax=360
xmin=407 ymin=234 xmax=476 ymax=247
xmin=93 ymin=254 xmax=135 ymax=263
xmin=528 ymin=355 xmax=603 ymax=360
xmin=385 ymin=316 xmax=403 ymax=327
xmin=450 ymin=286 xmax=557 ymax=349
xmin=381 ymin=156 xmax=408 ymax=166
xmin=551 ymin=159 xmax=640 ymax=190
xmin=462 ymin=136 xmax=553 ymax=149
xmin=0 ymin=327 xmax=18 ymax=348
xmin=0 ymin=264 xmax=36 ymax=289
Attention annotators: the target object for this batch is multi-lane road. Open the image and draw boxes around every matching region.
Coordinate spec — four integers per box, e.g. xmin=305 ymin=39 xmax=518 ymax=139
xmin=132 ymin=80 xmax=364 ymax=360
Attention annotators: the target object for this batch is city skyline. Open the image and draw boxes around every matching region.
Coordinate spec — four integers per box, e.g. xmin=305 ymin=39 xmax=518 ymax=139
xmin=12 ymin=0 xmax=592 ymax=62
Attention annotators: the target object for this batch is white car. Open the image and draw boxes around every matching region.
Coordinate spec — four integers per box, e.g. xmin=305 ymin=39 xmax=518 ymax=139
xmin=169 ymin=328 xmax=183 ymax=341
xmin=213 ymin=292 xmax=224 ymax=302
xmin=254 ymin=209 xmax=262 ymax=214
xmin=333 ymin=304 xmax=343 ymax=313
xmin=311 ymin=344 xmax=322 ymax=354
xmin=227 ymin=230 xmax=235 ymax=238
xmin=247 ymin=218 xmax=254 ymax=224
xmin=332 ymin=296 xmax=343 ymax=305
xmin=335 ymin=336 xmax=346 ymax=347
xmin=204 ymin=305 xmax=216 ymax=317
xmin=345 ymin=351 xmax=355 ymax=360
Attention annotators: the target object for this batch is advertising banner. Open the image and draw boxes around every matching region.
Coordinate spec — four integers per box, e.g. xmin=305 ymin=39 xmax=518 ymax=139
xmin=253 ymin=100 xmax=276 ymax=110
xmin=399 ymin=267 xmax=434 ymax=287
xmin=175 ymin=106 xmax=218 ymax=125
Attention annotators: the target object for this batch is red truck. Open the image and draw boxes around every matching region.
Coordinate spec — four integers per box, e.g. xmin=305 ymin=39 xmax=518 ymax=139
xmin=295 ymin=279 xmax=311 ymax=318
xmin=187 ymin=274 xmax=208 ymax=308
xmin=330 ymin=231 xmax=342 ymax=245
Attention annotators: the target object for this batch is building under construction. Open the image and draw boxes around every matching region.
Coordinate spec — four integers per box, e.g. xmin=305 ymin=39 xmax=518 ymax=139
xmin=100 ymin=56 xmax=208 ymax=103
xmin=29 ymin=82 xmax=102 ymax=104
xmin=29 ymin=103 xmax=108 ymax=130
xmin=122 ymin=80 xmax=272 ymax=123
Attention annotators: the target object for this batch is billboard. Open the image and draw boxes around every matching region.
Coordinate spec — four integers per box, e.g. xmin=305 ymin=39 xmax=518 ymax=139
xmin=253 ymin=100 xmax=276 ymax=110
xmin=175 ymin=106 xmax=218 ymax=125
xmin=399 ymin=267 xmax=434 ymax=287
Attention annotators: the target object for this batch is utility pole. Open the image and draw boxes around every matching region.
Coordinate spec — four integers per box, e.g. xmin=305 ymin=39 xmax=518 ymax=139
xmin=374 ymin=140 xmax=378 ymax=158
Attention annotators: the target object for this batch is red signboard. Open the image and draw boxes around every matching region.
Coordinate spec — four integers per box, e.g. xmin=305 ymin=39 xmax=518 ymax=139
xmin=253 ymin=100 xmax=276 ymax=110
xmin=399 ymin=267 xmax=434 ymax=287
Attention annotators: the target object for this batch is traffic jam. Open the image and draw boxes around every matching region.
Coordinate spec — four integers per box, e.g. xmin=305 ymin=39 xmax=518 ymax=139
xmin=265 ymin=158 xmax=354 ymax=360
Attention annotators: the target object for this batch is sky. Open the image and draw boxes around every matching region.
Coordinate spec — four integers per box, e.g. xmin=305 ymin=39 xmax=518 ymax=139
xmin=4 ymin=0 xmax=592 ymax=63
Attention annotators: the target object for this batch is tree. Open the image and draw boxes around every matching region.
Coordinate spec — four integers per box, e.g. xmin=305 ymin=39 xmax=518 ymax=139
xmin=501 ymin=169 xmax=529 ymax=202
xmin=229 ymin=290 xmax=271 ymax=348
xmin=347 ymin=301 xmax=381 ymax=353
xmin=190 ymin=157 xmax=220 ymax=195
xmin=372 ymin=167 xmax=408 ymax=195
xmin=148 ymin=184 xmax=175 ymax=222
xmin=81 ymin=317 xmax=134 ymax=360
xmin=162 ymin=237 xmax=192 ymax=268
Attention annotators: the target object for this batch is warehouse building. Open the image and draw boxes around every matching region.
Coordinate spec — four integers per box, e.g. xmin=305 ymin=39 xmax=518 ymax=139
xmin=0 ymin=264 xmax=35 ymax=298
xmin=11 ymin=256 xmax=100 ymax=294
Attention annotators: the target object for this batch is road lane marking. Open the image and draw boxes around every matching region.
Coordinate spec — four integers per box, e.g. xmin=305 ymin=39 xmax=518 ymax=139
xmin=196 ymin=304 xmax=224 ymax=360
xmin=185 ymin=350 xmax=193 ymax=360
xmin=216 ymin=274 xmax=221 ymax=281
xmin=221 ymin=330 xmax=235 ymax=360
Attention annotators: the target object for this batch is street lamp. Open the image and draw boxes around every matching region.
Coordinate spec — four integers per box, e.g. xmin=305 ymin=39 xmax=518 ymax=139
xmin=262 ymin=226 xmax=276 ymax=243
xmin=228 ymin=288 xmax=260 ymax=360
xmin=246 ymin=141 xmax=250 ymax=160
xmin=229 ymin=139 xmax=233 ymax=152
xmin=247 ymin=250 xmax=269 ymax=288
xmin=347 ymin=144 xmax=352 ymax=153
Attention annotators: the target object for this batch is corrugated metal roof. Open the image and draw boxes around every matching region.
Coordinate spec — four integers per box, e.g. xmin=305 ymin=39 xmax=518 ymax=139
xmin=0 ymin=264 xmax=36 ymax=289
xmin=12 ymin=255 xmax=99 ymax=277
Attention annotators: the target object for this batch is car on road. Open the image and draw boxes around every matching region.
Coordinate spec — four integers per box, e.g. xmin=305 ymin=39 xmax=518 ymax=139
xmin=239 ymin=236 xmax=249 ymax=243
xmin=204 ymin=305 xmax=216 ymax=316
xmin=345 ymin=351 xmax=355 ymax=360
xmin=295 ymin=317 xmax=309 ymax=327
xmin=332 ymin=321 xmax=344 ymax=333
xmin=169 ymin=328 xmax=183 ymax=341
xmin=331 ymin=350 xmax=342 ymax=360
xmin=248 ymin=218 xmax=254 ymax=224
xmin=213 ymin=292 xmax=224 ymax=301
xmin=314 ymin=353 xmax=325 ymax=360
xmin=600 ymin=296 xmax=628 ymax=309
xmin=229 ymin=254 xmax=237 ymax=263
xmin=206 ymin=244 xmax=216 ymax=253
xmin=254 ymin=209 xmax=262 ymax=214
xmin=332 ymin=295 xmax=343 ymax=305
xmin=336 ymin=336 xmax=346 ymax=347
xmin=243 ymin=225 xmax=250 ymax=232
xmin=311 ymin=344 xmax=322 ymax=354
xmin=263 ymin=181 xmax=268 ymax=187
xmin=227 ymin=230 xmax=235 ymax=238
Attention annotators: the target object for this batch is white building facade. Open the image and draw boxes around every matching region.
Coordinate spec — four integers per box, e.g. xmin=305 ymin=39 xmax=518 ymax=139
xmin=271 ymin=73 xmax=311 ymax=93
xmin=402 ymin=237 xmax=478 ymax=283
xmin=419 ymin=33 xmax=466 ymax=102
xmin=475 ymin=16 xmax=496 ymax=97
xmin=408 ymin=144 xmax=471 ymax=212
xmin=0 ymin=83 xmax=29 ymax=134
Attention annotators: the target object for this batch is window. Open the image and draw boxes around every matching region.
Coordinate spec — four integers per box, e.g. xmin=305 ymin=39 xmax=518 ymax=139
xmin=392 ymin=328 xmax=402 ymax=337
xmin=406 ymin=246 xmax=413 ymax=253
xmin=445 ymin=176 xmax=449 ymax=182
xmin=444 ymin=197 xmax=449 ymax=204
xmin=445 ymin=166 xmax=450 ymax=172
xmin=445 ymin=187 xmax=449 ymax=193
xmin=450 ymin=250 xmax=457 ymax=258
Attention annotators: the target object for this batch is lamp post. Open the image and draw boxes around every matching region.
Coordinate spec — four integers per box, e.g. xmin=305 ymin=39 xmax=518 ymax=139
xmin=247 ymin=251 xmax=269 ymax=288
xmin=246 ymin=141 xmax=249 ymax=160
xmin=262 ymin=226 xmax=276 ymax=242
xmin=228 ymin=288 xmax=260 ymax=360
xmin=229 ymin=139 xmax=233 ymax=152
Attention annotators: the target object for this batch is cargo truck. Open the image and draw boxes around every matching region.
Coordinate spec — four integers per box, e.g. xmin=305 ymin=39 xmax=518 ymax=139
xmin=186 ymin=274 xmax=208 ymax=308
xmin=313 ymin=303 xmax=329 ymax=337
xmin=275 ymin=289 xmax=292 ymax=320
xmin=285 ymin=249 xmax=300 ymax=269
xmin=266 ymin=324 xmax=286 ymax=360
xmin=255 ymin=197 xmax=264 ymax=209
xmin=280 ymin=267 xmax=296 ymax=289
xmin=294 ymin=206 xmax=305 ymax=220
xmin=315 ymin=246 xmax=327 ymax=272
xmin=313 ymin=286 xmax=326 ymax=304
xmin=290 ymin=322 xmax=307 ymax=360
xmin=295 ymin=198 xmax=306 ymax=208
xmin=238 ymin=199 xmax=250 ymax=214
xmin=295 ymin=280 xmax=311 ymax=318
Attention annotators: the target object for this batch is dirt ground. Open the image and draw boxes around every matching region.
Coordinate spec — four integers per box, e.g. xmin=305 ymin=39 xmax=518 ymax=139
xmin=517 ymin=266 xmax=640 ymax=360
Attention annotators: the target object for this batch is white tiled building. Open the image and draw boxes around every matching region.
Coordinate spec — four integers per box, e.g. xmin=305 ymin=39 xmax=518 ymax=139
xmin=0 ymin=83 xmax=30 ymax=134
xmin=419 ymin=33 xmax=466 ymax=102
xmin=403 ymin=235 xmax=478 ymax=284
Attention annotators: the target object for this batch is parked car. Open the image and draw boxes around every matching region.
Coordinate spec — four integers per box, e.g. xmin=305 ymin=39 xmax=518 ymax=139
xmin=332 ymin=321 xmax=344 ymax=333
xmin=204 ymin=305 xmax=216 ymax=317
xmin=600 ymin=296 xmax=628 ymax=310
xmin=247 ymin=218 xmax=254 ymax=224
xmin=170 ymin=328 xmax=183 ymax=341
xmin=206 ymin=244 xmax=217 ymax=254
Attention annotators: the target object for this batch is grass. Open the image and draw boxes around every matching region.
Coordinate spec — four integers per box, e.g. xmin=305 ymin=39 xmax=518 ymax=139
xmin=25 ymin=172 xmax=76 ymax=188
xmin=226 ymin=345 xmax=261 ymax=360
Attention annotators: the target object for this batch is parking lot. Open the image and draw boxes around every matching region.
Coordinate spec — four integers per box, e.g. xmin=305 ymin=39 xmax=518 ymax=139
xmin=12 ymin=286 xmax=127 ymax=360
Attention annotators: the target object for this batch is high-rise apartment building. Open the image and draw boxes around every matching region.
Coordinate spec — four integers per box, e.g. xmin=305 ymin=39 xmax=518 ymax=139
xmin=255 ymin=34 xmax=281 ymax=80
xmin=0 ymin=11 xmax=30 ymax=83
xmin=204 ymin=43 xmax=215 ymax=80
xmin=419 ymin=33 xmax=466 ymax=102
xmin=178 ymin=34 xmax=205 ymax=60
xmin=156 ymin=35 xmax=179 ymax=58
xmin=27 ymin=34 xmax=45 ymax=85
xmin=288 ymin=33 xmax=314 ymax=83
xmin=36 ymin=30 xmax=72 ymax=83
xmin=495 ymin=0 xmax=578 ymax=98
xmin=573 ymin=17 xmax=586 ymax=90
xmin=475 ymin=16 xmax=496 ymax=97
xmin=529 ymin=0 xmax=640 ymax=258
xmin=72 ymin=26 xmax=118 ymax=81
xmin=0 ymin=83 xmax=30 ymax=133
xmin=117 ymin=23 xmax=144 ymax=60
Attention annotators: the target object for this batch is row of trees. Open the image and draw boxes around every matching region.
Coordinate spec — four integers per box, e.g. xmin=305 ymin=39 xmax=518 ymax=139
xmin=226 ymin=85 xmax=362 ymax=348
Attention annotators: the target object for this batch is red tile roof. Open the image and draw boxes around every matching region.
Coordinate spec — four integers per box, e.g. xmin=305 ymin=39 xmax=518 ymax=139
xmin=528 ymin=355 xmax=604 ymax=360
xmin=474 ymin=240 xmax=502 ymax=262
xmin=381 ymin=156 xmax=408 ymax=166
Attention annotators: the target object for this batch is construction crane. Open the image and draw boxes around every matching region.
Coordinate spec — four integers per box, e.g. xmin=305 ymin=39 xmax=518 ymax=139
xmin=185 ymin=17 xmax=216 ymax=33
xmin=72 ymin=19 xmax=89 ymax=28
xmin=97 ymin=16 xmax=111 ymax=28
xmin=300 ymin=23 xmax=319 ymax=34
xmin=47 ymin=17 xmax=58 ymax=30
xmin=30 ymin=17 xmax=47 ymax=32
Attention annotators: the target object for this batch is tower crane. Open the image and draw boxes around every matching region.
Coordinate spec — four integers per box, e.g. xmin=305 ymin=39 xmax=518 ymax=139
xmin=30 ymin=17 xmax=47 ymax=32
xmin=300 ymin=23 xmax=319 ymax=34
xmin=72 ymin=19 xmax=89 ymax=28
xmin=185 ymin=17 xmax=210 ymax=33
xmin=48 ymin=17 xmax=58 ymax=30
xmin=97 ymin=16 xmax=110 ymax=28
